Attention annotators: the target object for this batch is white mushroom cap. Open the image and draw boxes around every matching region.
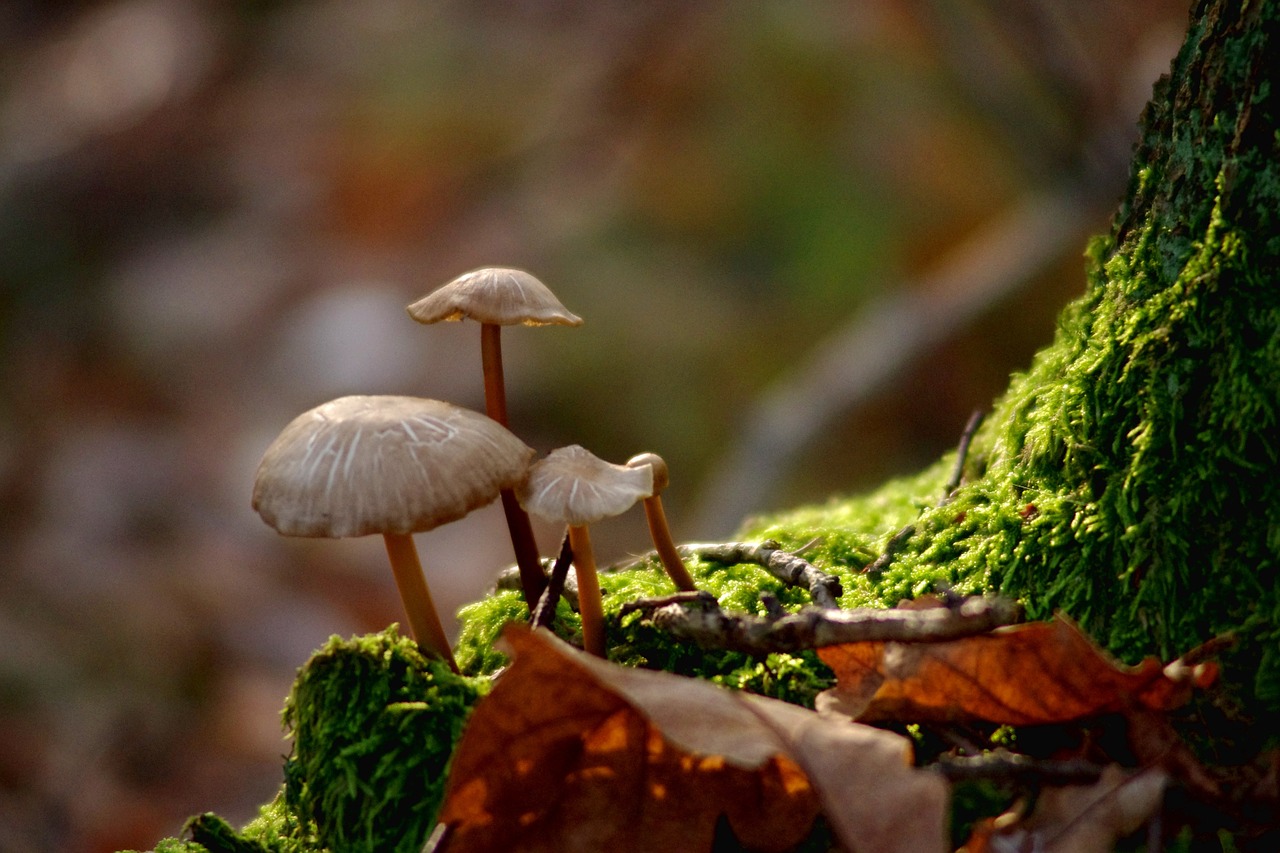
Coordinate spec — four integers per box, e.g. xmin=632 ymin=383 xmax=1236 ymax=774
xmin=406 ymin=267 xmax=583 ymax=327
xmin=626 ymin=452 xmax=669 ymax=493
xmin=517 ymin=445 xmax=654 ymax=527
xmin=252 ymin=395 xmax=535 ymax=538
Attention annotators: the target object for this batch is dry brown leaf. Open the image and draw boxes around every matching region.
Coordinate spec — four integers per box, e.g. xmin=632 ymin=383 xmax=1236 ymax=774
xmin=817 ymin=614 xmax=1212 ymax=725
xmin=962 ymin=765 xmax=1168 ymax=853
xmin=436 ymin=624 xmax=948 ymax=853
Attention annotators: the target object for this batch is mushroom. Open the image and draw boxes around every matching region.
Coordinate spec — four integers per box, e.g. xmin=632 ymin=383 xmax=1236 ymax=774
xmin=517 ymin=445 xmax=653 ymax=657
xmin=626 ymin=452 xmax=697 ymax=592
xmin=252 ymin=395 xmax=535 ymax=671
xmin=406 ymin=267 xmax=582 ymax=610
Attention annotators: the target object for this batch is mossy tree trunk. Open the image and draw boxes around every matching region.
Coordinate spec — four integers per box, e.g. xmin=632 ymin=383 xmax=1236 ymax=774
xmin=927 ymin=0 xmax=1278 ymax=701
xmin=746 ymin=0 xmax=1278 ymax=724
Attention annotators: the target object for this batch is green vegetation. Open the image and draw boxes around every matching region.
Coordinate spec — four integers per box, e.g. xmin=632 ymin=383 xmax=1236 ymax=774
xmin=280 ymin=629 xmax=484 ymax=853
xmin=456 ymin=555 xmax=842 ymax=708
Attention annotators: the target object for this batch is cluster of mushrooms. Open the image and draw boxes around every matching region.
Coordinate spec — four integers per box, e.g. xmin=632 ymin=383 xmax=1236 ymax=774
xmin=251 ymin=268 xmax=696 ymax=671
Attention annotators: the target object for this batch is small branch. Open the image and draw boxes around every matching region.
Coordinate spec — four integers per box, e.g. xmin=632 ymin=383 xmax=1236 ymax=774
xmin=648 ymin=595 xmax=1021 ymax=655
xmin=862 ymin=524 xmax=915 ymax=575
xmin=497 ymin=561 xmax=578 ymax=608
xmin=531 ymin=532 xmax=575 ymax=629
xmin=619 ymin=590 xmax=718 ymax=619
xmin=683 ymin=540 xmax=843 ymax=608
xmin=934 ymin=750 xmax=1105 ymax=786
xmin=862 ymin=412 xmax=984 ymax=577
xmin=943 ymin=408 xmax=986 ymax=499
xmin=759 ymin=592 xmax=788 ymax=620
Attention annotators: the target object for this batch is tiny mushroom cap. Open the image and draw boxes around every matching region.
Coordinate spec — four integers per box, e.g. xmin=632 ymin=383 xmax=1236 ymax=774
xmin=252 ymin=395 xmax=535 ymax=670
xmin=517 ymin=445 xmax=653 ymax=657
xmin=626 ymin=452 xmax=669 ymax=493
xmin=406 ymin=267 xmax=583 ymax=327
xmin=626 ymin=452 xmax=697 ymax=592
xmin=518 ymin=445 xmax=654 ymax=527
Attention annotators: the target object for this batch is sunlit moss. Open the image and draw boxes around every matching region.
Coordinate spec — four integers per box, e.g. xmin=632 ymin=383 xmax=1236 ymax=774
xmin=281 ymin=629 xmax=486 ymax=853
xmin=454 ymin=556 xmax=838 ymax=708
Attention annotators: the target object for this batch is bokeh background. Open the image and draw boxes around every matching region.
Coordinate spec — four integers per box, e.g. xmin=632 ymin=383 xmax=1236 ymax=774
xmin=0 ymin=1 xmax=1190 ymax=850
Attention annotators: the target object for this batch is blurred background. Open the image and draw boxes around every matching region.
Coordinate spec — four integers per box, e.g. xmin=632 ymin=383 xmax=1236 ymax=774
xmin=0 ymin=1 xmax=1189 ymax=850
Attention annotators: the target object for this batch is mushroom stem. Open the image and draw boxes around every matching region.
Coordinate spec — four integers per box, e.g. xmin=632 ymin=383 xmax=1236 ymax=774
xmin=626 ymin=452 xmax=696 ymax=592
xmin=382 ymin=532 xmax=458 ymax=672
xmin=481 ymin=322 xmax=548 ymax=609
xmin=500 ymin=491 xmax=547 ymax=606
xmin=567 ymin=524 xmax=606 ymax=657
xmin=480 ymin=323 xmax=509 ymax=425
xmin=642 ymin=495 xmax=697 ymax=591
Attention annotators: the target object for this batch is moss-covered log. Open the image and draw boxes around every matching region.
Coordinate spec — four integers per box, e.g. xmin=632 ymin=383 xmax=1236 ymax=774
xmin=750 ymin=0 xmax=1280 ymax=716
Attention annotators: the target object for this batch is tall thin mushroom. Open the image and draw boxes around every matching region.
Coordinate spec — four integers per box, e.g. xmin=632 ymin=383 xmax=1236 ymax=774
xmin=626 ymin=452 xmax=697 ymax=592
xmin=407 ymin=267 xmax=582 ymax=610
xmin=252 ymin=395 xmax=535 ymax=671
xmin=517 ymin=445 xmax=653 ymax=657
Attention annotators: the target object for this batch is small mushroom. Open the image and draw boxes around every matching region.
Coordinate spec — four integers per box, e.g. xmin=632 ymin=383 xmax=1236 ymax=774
xmin=517 ymin=445 xmax=653 ymax=657
xmin=626 ymin=452 xmax=697 ymax=592
xmin=252 ymin=395 xmax=535 ymax=671
xmin=407 ymin=267 xmax=582 ymax=610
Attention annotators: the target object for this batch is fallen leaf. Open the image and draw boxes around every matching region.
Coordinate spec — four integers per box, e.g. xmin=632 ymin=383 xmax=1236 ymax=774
xmin=962 ymin=765 xmax=1167 ymax=853
xmin=436 ymin=624 xmax=948 ymax=853
xmin=817 ymin=614 xmax=1212 ymax=725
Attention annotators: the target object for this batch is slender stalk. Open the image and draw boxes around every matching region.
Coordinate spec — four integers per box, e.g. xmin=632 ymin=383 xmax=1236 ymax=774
xmin=567 ymin=524 xmax=606 ymax=657
xmin=642 ymin=495 xmax=697 ymax=591
xmin=531 ymin=531 xmax=575 ymax=630
xmin=481 ymin=322 xmax=547 ymax=608
xmin=480 ymin=323 xmax=509 ymax=425
xmin=500 ymin=491 xmax=546 ymax=605
xmin=383 ymin=532 xmax=458 ymax=672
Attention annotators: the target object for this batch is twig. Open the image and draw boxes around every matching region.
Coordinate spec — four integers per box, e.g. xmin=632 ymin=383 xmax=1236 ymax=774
xmin=530 ymin=532 xmax=575 ymax=629
xmin=759 ymin=592 xmax=787 ymax=620
xmin=943 ymin=408 xmax=986 ymax=499
xmin=861 ymin=412 xmax=986 ymax=576
xmin=497 ymin=561 xmax=578 ymax=608
xmin=648 ymin=595 xmax=1020 ymax=654
xmin=862 ymin=524 xmax=915 ymax=575
xmin=619 ymin=590 xmax=718 ymax=619
xmin=683 ymin=540 xmax=843 ymax=608
xmin=934 ymin=750 xmax=1104 ymax=786
xmin=505 ymin=538 xmax=842 ymax=610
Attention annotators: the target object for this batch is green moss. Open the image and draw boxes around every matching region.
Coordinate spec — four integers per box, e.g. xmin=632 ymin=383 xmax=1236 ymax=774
xmin=184 ymin=813 xmax=273 ymax=853
xmin=126 ymin=810 xmax=282 ymax=853
xmin=282 ymin=628 xmax=486 ymax=853
xmin=230 ymin=792 xmax=313 ymax=853
xmin=455 ymin=555 xmax=840 ymax=707
xmin=119 ymin=838 xmax=210 ymax=853
xmin=154 ymin=841 xmax=210 ymax=853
